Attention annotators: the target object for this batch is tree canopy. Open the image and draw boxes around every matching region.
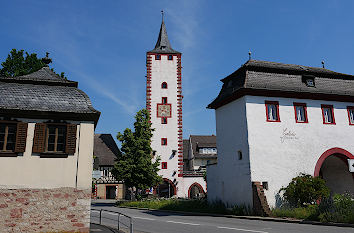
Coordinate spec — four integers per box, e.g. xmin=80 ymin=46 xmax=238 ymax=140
xmin=112 ymin=109 xmax=162 ymax=194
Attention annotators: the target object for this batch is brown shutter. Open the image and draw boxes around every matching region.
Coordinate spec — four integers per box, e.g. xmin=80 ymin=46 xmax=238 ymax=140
xmin=65 ymin=124 xmax=77 ymax=154
xmin=32 ymin=123 xmax=46 ymax=153
xmin=14 ymin=122 xmax=28 ymax=153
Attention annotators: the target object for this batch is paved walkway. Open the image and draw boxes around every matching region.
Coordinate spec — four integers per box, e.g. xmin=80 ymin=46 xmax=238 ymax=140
xmin=90 ymin=223 xmax=121 ymax=233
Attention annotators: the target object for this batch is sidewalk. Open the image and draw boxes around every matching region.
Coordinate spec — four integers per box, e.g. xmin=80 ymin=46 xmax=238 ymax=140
xmin=90 ymin=223 xmax=121 ymax=233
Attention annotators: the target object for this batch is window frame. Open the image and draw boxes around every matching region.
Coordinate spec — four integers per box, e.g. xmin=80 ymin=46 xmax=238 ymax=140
xmin=161 ymin=162 xmax=167 ymax=169
xmin=347 ymin=106 xmax=354 ymax=126
xmin=161 ymin=82 xmax=168 ymax=89
xmin=321 ymin=104 xmax=336 ymax=125
xmin=265 ymin=101 xmax=281 ymax=122
xmin=293 ymin=102 xmax=308 ymax=123
xmin=0 ymin=123 xmax=17 ymax=152
xmin=161 ymin=138 xmax=167 ymax=146
xmin=155 ymin=54 xmax=161 ymax=60
xmin=161 ymin=117 xmax=167 ymax=124
xmin=162 ymin=97 xmax=168 ymax=104
xmin=168 ymin=55 xmax=173 ymax=60
xmin=45 ymin=124 xmax=67 ymax=153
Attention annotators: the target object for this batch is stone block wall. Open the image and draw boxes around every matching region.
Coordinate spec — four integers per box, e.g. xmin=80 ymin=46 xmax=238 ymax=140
xmin=0 ymin=187 xmax=91 ymax=232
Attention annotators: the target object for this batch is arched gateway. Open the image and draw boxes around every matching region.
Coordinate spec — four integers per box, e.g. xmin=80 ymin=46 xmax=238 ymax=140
xmin=188 ymin=182 xmax=205 ymax=199
xmin=156 ymin=178 xmax=176 ymax=198
xmin=314 ymin=148 xmax=354 ymax=195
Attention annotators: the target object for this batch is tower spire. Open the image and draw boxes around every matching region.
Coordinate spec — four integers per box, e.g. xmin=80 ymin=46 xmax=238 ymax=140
xmin=148 ymin=12 xmax=180 ymax=54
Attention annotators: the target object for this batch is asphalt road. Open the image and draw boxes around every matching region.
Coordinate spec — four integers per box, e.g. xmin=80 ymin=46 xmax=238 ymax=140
xmin=91 ymin=205 xmax=354 ymax=233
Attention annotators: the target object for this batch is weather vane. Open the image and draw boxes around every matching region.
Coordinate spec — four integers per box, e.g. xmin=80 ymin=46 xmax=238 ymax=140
xmin=248 ymin=50 xmax=252 ymax=60
xmin=161 ymin=10 xmax=164 ymax=21
xmin=322 ymin=60 xmax=325 ymax=68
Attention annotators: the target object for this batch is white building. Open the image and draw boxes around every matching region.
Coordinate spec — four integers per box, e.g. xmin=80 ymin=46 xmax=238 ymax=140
xmin=207 ymin=60 xmax=354 ymax=215
xmin=0 ymin=65 xmax=100 ymax=232
xmin=146 ymin=15 xmax=207 ymax=198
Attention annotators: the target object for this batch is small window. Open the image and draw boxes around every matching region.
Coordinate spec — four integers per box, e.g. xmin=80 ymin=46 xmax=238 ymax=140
xmin=238 ymin=150 xmax=242 ymax=160
xmin=162 ymin=97 xmax=167 ymax=104
xmin=321 ymin=105 xmax=335 ymax=124
xmin=155 ymin=54 xmax=161 ymax=60
xmin=262 ymin=181 xmax=269 ymax=190
xmin=161 ymin=162 xmax=167 ymax=169
xmin=306 ymin=79 xmax=315 ymax=87
xmin=46 ymin=125 xmax=66 ymax=152
xmin=161 ymin=117 xmax=167 ymax=124
xmin=265 ymin=101 xmax=280 ymax=122
xmin=347 ymin=107 xmax=354 ymax=125
xmin=168 ymin=55 xmax=173 ymax=60
xmin=0 ymin=123 xmax=17 ymax=152
xmin=161 ymin=82 xmax=168 ymax=89
xmin=294 ymin=103 xmax=308 ymax=123
xmin=161 ymin=138 xmax=167 ymax=146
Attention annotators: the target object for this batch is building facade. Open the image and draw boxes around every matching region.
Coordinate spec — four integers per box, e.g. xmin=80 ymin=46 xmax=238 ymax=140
xmin=0 ymin=66 xmax=100 ymax=232
xmin=207 ymin=60 xmax=354 ymax=213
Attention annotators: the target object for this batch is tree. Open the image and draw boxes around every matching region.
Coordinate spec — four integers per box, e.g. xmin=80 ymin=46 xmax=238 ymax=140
xmin=280 ymin=173 xmax=330 ymax=207
xmin=0 ymin=49 xmax=45 ymax=77
xmin=111 ymin=109 xmax=162 ymax=199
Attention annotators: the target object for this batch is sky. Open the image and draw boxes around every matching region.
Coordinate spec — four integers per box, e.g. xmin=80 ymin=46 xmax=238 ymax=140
xmin=1 ymin=0 xmax=354 ymax=143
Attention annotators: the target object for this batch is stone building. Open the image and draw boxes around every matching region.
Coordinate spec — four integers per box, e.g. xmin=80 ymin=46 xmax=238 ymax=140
xmin=207 ymin=60 xmax=354 ymax=214
xmin=93 ymin=134 xmax=124 ymax=200
xmin=0 ymin=66 xmax=100 ymax=232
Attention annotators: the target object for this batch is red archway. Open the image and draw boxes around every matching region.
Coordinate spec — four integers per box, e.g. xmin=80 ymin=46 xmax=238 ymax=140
xmin=188 ymin=182 xmax=205 ymax=198
xmin=314 ymin=147 xmax=354 ymax=177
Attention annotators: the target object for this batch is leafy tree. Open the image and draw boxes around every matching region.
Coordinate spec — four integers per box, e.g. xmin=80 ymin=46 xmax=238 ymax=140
xmin=0 ymin=49 xmax=45 ymax=77
xmin=112 ymin=109 xmax=162 ymax=199
xmin=280 ymin=173 xmax=330 ymax=207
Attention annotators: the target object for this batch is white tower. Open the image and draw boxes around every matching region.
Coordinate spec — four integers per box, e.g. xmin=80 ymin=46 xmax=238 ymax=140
xmin=146 ymin=14 xmax=183 ymax=197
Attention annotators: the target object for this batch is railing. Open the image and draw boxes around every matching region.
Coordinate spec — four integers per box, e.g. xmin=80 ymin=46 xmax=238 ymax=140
xmin=91 ymin=208 xmax=133 ymax=233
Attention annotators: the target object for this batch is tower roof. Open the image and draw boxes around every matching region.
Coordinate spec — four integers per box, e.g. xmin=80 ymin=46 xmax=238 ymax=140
xmin=148 ymin=17 xmax=180 ymax=54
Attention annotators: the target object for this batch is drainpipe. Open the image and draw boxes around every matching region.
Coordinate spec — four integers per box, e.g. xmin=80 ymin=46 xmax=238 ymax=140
xmin=75 ymin=124 xmax=81 ymax=189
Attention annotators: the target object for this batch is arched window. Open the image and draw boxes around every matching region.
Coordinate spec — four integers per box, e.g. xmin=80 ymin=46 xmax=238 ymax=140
xmin=161 ymin=82 xmax=168 ymax=89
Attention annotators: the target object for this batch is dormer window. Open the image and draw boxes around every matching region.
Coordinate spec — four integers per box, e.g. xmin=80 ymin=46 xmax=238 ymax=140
xmin=306 ymin=79 xmax=315 ymax=87
xmin=302 ymin=75 xmax=315 ymax=87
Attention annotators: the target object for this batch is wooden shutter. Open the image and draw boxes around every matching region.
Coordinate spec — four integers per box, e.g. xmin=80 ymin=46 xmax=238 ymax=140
xmin=32 ymin=123 xmax=46 ymax=153
xmin=14 ymin=122 xmax=28 ymax=153
xmin=65 ymin=124 xmax=77 ymax=154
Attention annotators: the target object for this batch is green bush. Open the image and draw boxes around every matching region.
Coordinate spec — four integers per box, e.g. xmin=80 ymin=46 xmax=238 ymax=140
xmin=271 ymin=205 xmax=319 ymax=220
xmin=318 ymin=193 xmax=354 ymax=223
xmin=280 ymin=173 xmax=330 ymax=207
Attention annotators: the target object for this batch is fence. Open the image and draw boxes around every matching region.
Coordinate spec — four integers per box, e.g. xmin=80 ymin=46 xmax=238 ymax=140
xmin=91 ymin=208 xmax=133 ymax=233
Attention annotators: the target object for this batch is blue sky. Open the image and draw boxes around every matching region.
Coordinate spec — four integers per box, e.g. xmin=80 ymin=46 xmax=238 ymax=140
xmin=1 ymin=0 xmax=354 ymax=142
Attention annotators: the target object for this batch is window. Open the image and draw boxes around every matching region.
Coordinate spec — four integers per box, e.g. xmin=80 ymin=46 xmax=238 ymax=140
xmin=238 ymin=150 xmax=242 ymax=160
xmin=0 ymin=123 xmax=16 ymax=152
xmin=161 ymin=117 xmax=167 ymax=124
xmin=155 ymin=54 xmax=161 ymax=60
xmin=161 ymin=162 xmax=167 ymax=169
xmin=46 ymin=125 xmax=66 ymax=152
xmin=162 ymin=97 xmax=167 ymax=104
xmin=262 ymin=181 xmax=269 ymax=190
xmin=161 ymin=82 xmax=168 ymax=89
xmin=168 ymin=55 xmax=173 ymax=60
xmin=347 ymin=107 xmax=354 ymax=125
xmin=161 ymin=138 xmax=167 ymax=146
xmin=321 ymin=105 xmax=335 ymax=124
xmin=265 ymin=101 xmax=280 ymax=122
xmin=293 ymin=103 xmax=308 ymax=123
xmin=199 ymin=148 xmax=217 ymax=154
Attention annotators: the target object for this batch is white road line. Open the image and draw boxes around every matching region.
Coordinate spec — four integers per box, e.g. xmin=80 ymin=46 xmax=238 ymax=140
xmin=217 ymin=226 xmax=268 ymax=233
xmin=166 ymin=220 xmax=201 ymax=226
xmin=133 ymin=216 xmax=156 ymax=221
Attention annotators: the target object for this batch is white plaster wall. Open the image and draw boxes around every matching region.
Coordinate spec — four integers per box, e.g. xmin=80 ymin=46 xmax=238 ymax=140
xmin=0 ymin=120 xmax=94 ymax=190
xmin=149 ymin=54 xmax=181 ymax=194
xmin=180 ymin=176 xmax=206 ymax=198
xmin=245 ymin=95 xmax=354 ymax=207
xmin=207 ymin=97 xmax=253 ymax=207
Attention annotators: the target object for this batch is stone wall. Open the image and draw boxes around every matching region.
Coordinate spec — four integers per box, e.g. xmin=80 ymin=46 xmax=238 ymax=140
xmin=0 ymin=187 xmax=91 ymax=232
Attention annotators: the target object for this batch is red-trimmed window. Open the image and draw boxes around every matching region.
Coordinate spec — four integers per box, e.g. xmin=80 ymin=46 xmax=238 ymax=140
xmin=161 ymin=138 xmax=167 ymax=145
xmin=161 ymin=162 xmax=167 ymax=169
xmin=293 ymin=103 xmax=308 ymax=123
xmin=161 ymin=82 xmax=168 ymax=89
xmin=321 ymin=105 xmax=335 ymax=124
xmin=265 ymin=101 xmax=280 ymax=122
xmin=168 ymin=55 xmax=173 ymax=60
xmin=347 ymin=106 xmax=354 ymax=125
xmin=161 ymin=117 xmax=167 ymax=124
xmin=155 ymin=54 xmax=161 ymax=60
xmin=162 ymin=97 xmax=167 ymax=104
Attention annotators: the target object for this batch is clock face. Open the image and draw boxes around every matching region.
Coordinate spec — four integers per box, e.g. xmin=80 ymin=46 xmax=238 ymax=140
xmin=157 ymin=104 xmax=171 ymax=117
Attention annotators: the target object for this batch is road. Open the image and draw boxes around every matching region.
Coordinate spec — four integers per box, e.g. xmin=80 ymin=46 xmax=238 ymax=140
xmin=91 ymin=204 xmax=354 ymax=233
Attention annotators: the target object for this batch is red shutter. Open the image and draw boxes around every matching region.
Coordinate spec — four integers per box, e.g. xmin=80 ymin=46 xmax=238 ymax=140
xmin=32 ymin=123 xmax=46 ymax=153
xmin=65 ymin=124 xmax=77 ymax=154
xmin=14 ymin=122 xmax=28 ymax=153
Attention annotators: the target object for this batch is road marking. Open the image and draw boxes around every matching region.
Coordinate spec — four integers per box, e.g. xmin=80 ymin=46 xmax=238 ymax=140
xmin=133 ymin=216 xmax=156 ymax=221
xmin=166 ymin=220 xmax=200 ymax=226
xmin=90 ymin=229 xmax=102 ymax=232
xmin=217 ymin=226 xmax=268 ymax=233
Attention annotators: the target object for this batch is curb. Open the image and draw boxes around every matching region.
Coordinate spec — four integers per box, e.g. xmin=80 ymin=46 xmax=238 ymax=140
xmin=116 ymin=206 xmax=354 ymax=228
